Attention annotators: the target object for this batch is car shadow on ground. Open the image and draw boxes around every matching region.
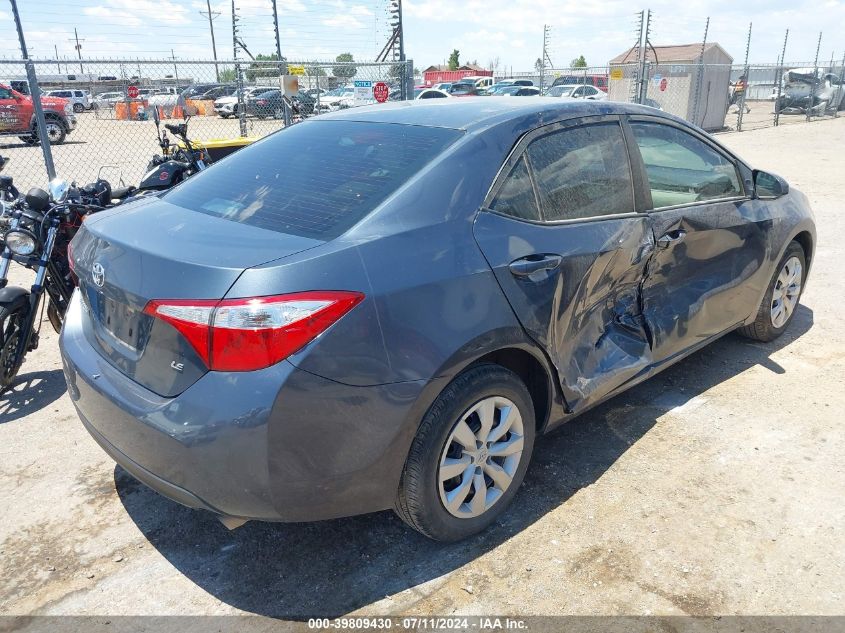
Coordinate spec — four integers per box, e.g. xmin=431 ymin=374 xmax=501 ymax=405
xmin=0 ymin=368 xmax=66 ymax=424
xmin=117 ymin=306 xmax=813 ymax=619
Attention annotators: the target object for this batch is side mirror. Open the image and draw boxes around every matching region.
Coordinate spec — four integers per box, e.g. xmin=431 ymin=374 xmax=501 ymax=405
xmin=753 ymin=170 xmax=789 ymax=199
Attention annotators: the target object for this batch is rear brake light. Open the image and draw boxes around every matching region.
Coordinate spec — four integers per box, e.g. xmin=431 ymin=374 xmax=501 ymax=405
xmin=144 ymin=291 xmax=364 ymax=372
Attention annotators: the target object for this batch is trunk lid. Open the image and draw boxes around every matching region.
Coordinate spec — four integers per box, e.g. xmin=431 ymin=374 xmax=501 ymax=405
xmin=72 ymin=197 xmax=324 ymax=397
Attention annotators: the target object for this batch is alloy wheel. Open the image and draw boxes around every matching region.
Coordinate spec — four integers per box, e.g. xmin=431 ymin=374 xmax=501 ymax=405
xmin=438 ymin=396 xmax=525 ymax=519
xmin=771 ymin=255 xmax=802 ymax=328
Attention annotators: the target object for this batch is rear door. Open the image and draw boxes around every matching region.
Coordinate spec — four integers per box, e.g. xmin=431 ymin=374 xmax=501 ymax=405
xmin=473 ymin=116 xmax=655 ymax=412
xmin=627 ymin=116 xmax=769 ymax=363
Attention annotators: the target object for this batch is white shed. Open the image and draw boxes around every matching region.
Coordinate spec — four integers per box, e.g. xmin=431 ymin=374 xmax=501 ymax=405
xmin=608 ymin=43 xmax=734 ymax=131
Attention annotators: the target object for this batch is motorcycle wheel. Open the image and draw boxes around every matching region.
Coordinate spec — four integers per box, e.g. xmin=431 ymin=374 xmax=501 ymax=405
xmin=0 ymin=305 xmax=26 ymax=390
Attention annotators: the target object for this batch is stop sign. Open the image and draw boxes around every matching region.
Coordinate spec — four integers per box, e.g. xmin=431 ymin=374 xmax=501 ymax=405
xmin=127 ymin=85 xmax=139 ymax=99
xmin=373 ymin=82 xmax=389 ymax=103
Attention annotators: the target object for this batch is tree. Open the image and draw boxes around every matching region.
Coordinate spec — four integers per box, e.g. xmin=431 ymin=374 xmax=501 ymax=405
xmin=534 ymin=58 xmax=544 ymax=73
xmin=245 ymin=53 xmax=288 ymax=81
xmin=447 ymin=49 xmax=460 ymax=70
xmin=570 ymin=55 xmax=587 ymax=68
xmin=218 ymin=68 xmax=237 ymax=82
xmin=334 ymin=52 xmax=358 ymax=79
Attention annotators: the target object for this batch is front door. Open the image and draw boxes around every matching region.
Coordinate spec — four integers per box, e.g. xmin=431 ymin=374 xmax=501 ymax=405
xmin=474 ymin=117 xmax=655 ymax=412
xmin=628 ymin=117 xmax=771 ymax=363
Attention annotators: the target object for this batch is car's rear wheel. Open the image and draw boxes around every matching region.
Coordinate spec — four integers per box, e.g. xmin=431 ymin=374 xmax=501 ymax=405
xmin=738 ymin=240 xmax=806 ymax=342
xmin=395 ymin=364 xmax=535 ymax=541
xmin=73 ymin=103 xmax=84 ymax=113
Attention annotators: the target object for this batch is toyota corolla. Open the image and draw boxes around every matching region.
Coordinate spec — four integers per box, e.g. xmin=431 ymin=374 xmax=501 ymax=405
xmin=61 ymin=99 xmax=815 ymax=541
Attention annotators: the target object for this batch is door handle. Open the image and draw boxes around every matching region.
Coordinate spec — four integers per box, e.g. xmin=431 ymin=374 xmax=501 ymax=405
xmin=508 ymin=254 xmax=562 ymax=277
xmin=656 ymin=229 xmax=687 ymax=248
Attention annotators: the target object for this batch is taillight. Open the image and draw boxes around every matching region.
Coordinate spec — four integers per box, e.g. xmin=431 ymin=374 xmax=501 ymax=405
xmin=143 ymin=291 xmax=364 ymax=372
xmin=257 ymin=99 xmax=268 ymax=105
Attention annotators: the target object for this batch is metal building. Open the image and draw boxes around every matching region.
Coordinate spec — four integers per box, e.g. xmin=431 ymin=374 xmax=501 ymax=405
xmin=608 ymin=43 xmax=733 ymax=131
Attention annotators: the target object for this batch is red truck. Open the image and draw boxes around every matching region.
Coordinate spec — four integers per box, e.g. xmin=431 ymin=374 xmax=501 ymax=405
xmin=0 ymin=83 xmax=77 ymax=145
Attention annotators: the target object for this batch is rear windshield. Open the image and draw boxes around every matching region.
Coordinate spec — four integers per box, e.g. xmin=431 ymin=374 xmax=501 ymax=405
xmin=164 ymin=121 xmax=462 ymax=240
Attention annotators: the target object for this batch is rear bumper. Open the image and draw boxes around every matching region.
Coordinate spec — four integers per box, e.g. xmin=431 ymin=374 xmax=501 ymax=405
xmin=60 ymin=291 xmax=433 ymax=523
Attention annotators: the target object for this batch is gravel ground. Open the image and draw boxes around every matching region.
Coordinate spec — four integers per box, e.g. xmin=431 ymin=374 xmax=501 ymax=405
xmin=0 ymin=116 xmax=843 ymax=621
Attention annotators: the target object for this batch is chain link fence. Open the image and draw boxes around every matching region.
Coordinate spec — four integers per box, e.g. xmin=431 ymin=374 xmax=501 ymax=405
xmin=486 ymin=58 xmax=844 ymax=134
xmin=0 ymin=58 xmax=412 ymax=191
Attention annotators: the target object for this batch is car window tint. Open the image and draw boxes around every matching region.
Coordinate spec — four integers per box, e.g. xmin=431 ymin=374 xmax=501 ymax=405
xmin=631 ymin=121 xmax=742 ymax=209
xmin=0 ymin=88 xmax=11 ymax=99
xmin=527 ymin=122 xmax=634 ymax=221
xmin=164 ymin=121 xmax=463 ymax=240
xmin=489 ymin=156 xmax=540 ymax=221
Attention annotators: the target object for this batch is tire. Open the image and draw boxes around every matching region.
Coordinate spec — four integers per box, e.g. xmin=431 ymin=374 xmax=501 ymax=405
xmin=0 ymin=305 xmax=26 ymax=390
xmin=395 ymin=364 xmax=536 ymax=541
xmin=31 ymin=118 xmax=67 ymax=145
xmin=738 ymin=240 xmax=806 ymax=342
xmin=73 ymin=103 xmax=84 ymax=113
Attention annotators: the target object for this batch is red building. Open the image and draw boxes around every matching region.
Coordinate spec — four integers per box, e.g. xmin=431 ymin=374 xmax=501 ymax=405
xmin=422 ymin=64 xmax=493 ymax=86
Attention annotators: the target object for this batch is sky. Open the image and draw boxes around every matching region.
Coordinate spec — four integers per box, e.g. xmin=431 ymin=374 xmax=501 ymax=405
xmin=0 ymin=0 xmax=842 ymax=73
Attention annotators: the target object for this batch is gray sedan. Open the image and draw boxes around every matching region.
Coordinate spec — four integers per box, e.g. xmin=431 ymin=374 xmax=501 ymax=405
xmin=61 ymin=99 xmax=815 ymax=541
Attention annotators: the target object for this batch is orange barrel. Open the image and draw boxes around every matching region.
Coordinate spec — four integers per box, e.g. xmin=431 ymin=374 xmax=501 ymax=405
xmin=114 ymin=101 xmax=129 ymax=120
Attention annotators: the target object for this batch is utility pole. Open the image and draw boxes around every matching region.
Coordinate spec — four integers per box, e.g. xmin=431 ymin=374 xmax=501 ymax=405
xmin=232 ymin=0 xmax=247 ymax=136
xmin=388 ymin=0 xmax=408 ymax=99
xmin=199 ymin=0 xmax=221 ymax=82
xmin=270 ymin=0 xmax=290 ymax=127
xmin=70 ymin=28 xmax=84 ymax=74
xmin=9 ymin=0 xmax=56 ymax=179
xmin=54 ymin=45 xmax=61 ymax=73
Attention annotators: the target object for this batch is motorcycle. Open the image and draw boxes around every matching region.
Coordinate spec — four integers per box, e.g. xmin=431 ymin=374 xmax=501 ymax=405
xmin=0 ymin=177 xmax=98 ymax=390
xmin=110 ymin=106 xmax=210 ymax=202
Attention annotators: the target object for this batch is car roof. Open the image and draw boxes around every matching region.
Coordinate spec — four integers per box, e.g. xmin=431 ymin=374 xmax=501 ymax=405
xmin=316 ymin=98 xmax=668 ymax=132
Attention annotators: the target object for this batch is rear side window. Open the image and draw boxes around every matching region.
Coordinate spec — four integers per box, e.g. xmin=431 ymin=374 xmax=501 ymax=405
xmin=164 ymin=121 xmax=462 ymax=240
xmin=489 ymin=157 xmax=540 ymax=221
xmin=527 ymin=122 xmax=634 ymax=221
xmin=630 ymin=121 xmax=742 ymax=208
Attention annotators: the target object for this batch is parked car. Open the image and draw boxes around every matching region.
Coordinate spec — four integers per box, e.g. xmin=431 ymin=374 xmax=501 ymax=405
xmin=44 ymin=89 xmax=91 ymax=112
xmin=432 ymin=82 xmax=453 ymax=91
xmin=416 ymin=89 xmax=451 ymax=99
xmin=488 ymin=79 xmax=534 ymax=93
xmin=246 ymin=89 xmax=315 ymax=118
xmin=198 ymin=85 xmax=238 ymax=101
xmin=500 ymin=86 xmax=541 ymax=97
xmin=551 ymin=74 xmax=608 ymax=91
xmin=214 ymin=87 xmax=272 ymax=118
xmin=547 ymin=84 xmax=607 ymax=100
xmin=449 ymin=82 xmax=483 ymax=97
xmin=62 ymin=99 xmax=815 ymax=542
xmin=317 ymin=87 xmax=354 ymax=111
xmin=92 ymin=91 xmax=125 ymax=110
xmin=0 ymin=83 xmax=76 ymax=144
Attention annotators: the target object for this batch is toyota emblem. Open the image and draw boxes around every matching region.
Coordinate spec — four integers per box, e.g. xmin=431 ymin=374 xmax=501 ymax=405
xmin=92 ymin=262 xmax=105 ymax=287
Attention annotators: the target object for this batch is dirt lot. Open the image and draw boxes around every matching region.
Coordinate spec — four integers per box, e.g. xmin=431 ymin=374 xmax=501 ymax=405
xmin=1 ymin=117 xmax=843 ymax=622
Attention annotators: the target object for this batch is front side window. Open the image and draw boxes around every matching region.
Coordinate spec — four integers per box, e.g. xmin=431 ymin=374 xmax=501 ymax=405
xmin=489 ymin=156 xmax=540 ymax=221
xmin=527 ymin=122 xmax=634 ymax=221
xmin=631 ymin=121 xmax=742 ymax=209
